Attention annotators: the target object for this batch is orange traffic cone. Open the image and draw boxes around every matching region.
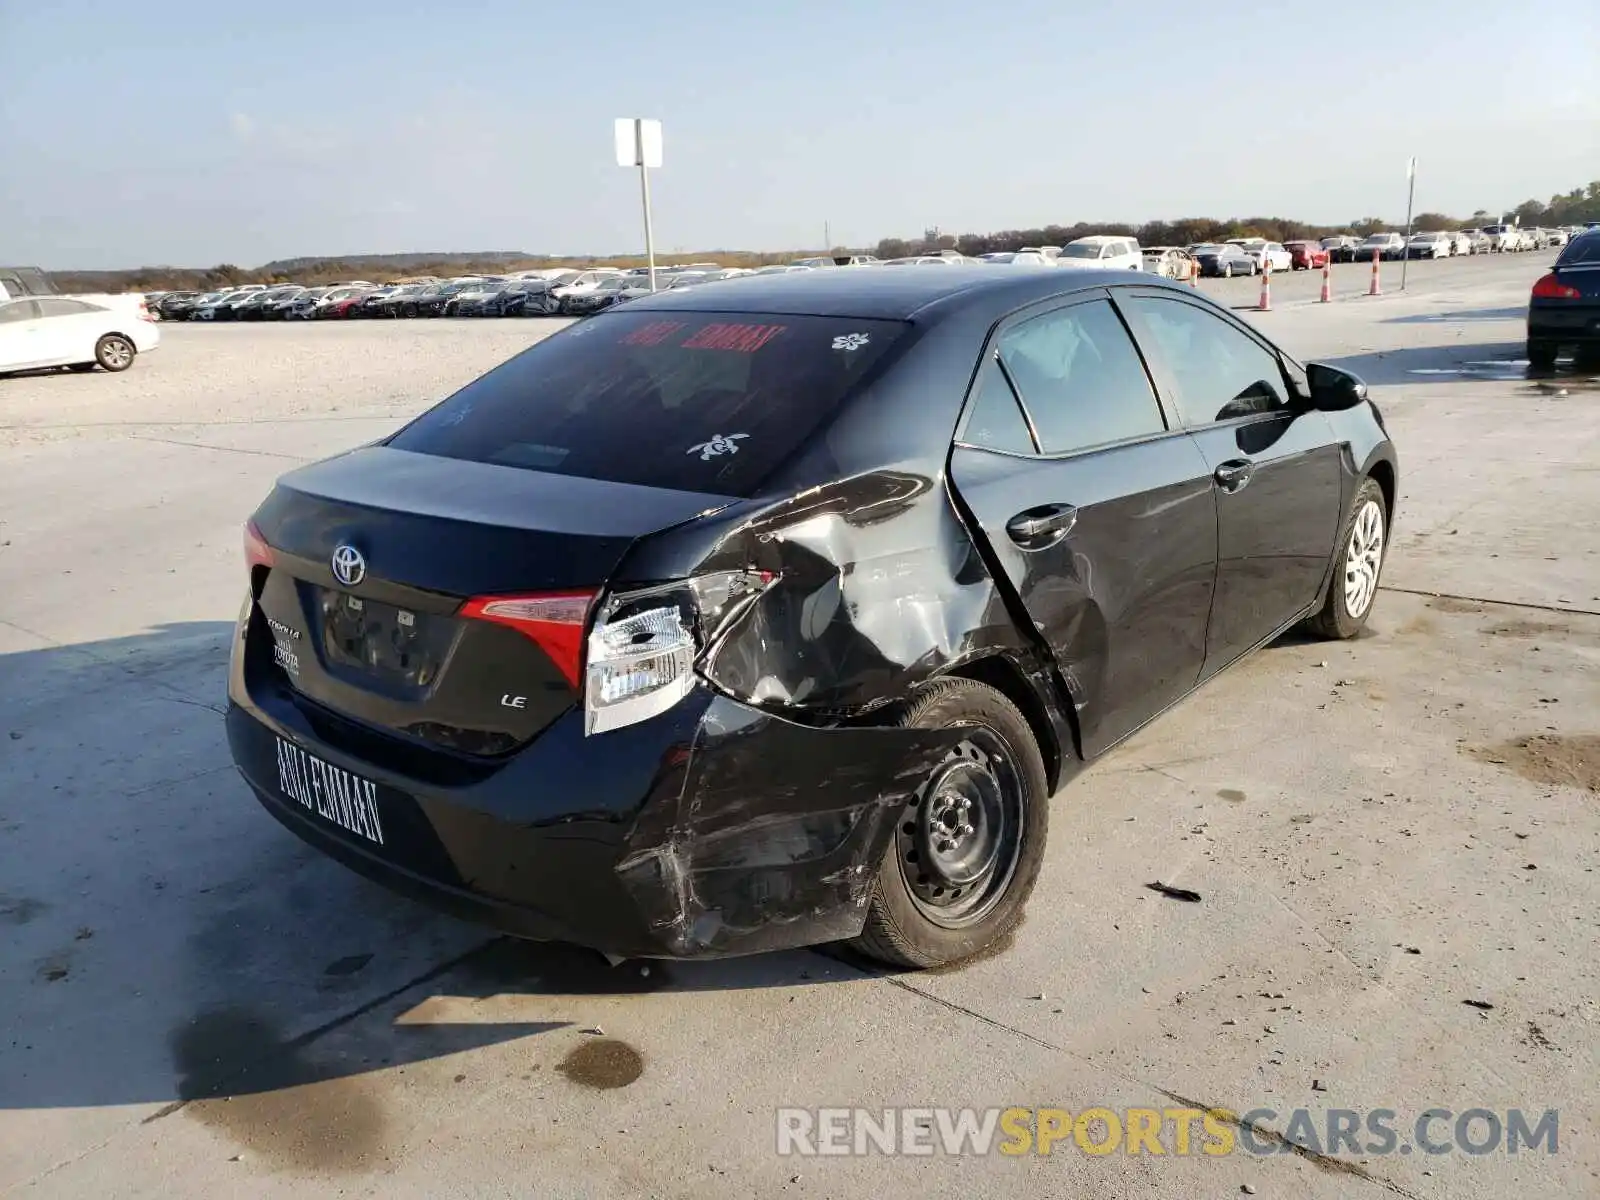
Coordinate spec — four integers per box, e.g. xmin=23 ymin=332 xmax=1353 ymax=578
xmin=1319 ymin=260 xmax=1332 ymax=303
xmin=1258 ymin=259 xmax=1271 ymax=311
xmin=1368 ymin=248 xmax=1382 ymax=296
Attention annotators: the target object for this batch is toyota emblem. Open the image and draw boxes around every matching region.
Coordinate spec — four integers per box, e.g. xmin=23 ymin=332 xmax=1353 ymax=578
xmin=331 ymin=544 xmax=366 ymax=588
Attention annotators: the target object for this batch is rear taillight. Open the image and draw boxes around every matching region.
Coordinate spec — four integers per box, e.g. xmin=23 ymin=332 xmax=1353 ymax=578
xmin=244 ymin=519 xmax=275 ymax=571
xmin=138 ymin=301 xmax=156 ymax=322
xmin=463 ymin=571 xmax=776 ymax=734
xmin=460 ymin=592 xmax=595 ymax=690
xmin=1532 ymin=273 xmax=1581 ymax=300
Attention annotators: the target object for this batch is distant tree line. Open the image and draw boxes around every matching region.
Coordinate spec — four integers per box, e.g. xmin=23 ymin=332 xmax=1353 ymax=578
xmin=45 ymin=180 xmax=1600 ymax=295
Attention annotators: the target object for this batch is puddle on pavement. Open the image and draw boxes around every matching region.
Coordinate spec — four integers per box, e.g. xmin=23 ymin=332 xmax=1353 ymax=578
xmin=1 ymin=893 xmax=48 ymax=925
xmin=1485 ymin=619 xmax=1572 ymax=639
xmin=555 ymin=1038 xmax=644 ymax=1089
xmin=1466 ymin=734 xmax=1600 ymax=793
xmin=1217 ymin=788 xmax=1248 ymax=803
xmin=1406 ymin=358 xmax=1600 ymax=390
xmin=171 ymin=1006 xmax=386 ymax=1173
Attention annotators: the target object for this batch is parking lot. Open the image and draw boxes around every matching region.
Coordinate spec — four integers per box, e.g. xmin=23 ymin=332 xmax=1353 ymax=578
xmin=2 ymin=249 xmax=1597 ymax=1198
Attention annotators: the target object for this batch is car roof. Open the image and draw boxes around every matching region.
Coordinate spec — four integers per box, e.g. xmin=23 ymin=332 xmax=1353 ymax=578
xmin=615 ymin=264 xmax=1195 ymax=321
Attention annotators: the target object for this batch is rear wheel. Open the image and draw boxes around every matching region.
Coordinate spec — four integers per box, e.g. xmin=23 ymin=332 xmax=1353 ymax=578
xmin=95 ymin=334 xmax=135 ymax=372
xmin=850 ymin=679 xmax=1048 ymax=969
xmin=1307 ymin=477 xmax=1387 ymax=640
xmin=1527 ymin=339 xmax=1558 ymax=370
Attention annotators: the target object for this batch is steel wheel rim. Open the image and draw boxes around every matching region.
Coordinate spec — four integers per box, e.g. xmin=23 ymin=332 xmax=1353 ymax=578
xmin=101 ymin=339 xmax=131 ymax=368
xmin=896 ymin=729 xmax=1023 ymax=928
xmin=1343 ymin=499 xmax=1384 ymax=617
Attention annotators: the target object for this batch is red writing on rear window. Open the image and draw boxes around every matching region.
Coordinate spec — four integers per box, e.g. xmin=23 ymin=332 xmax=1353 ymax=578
xmin=679 ymin=323 xmax=787 ymax=353
xmin=621 ymin=320 xmax=687 ymax=347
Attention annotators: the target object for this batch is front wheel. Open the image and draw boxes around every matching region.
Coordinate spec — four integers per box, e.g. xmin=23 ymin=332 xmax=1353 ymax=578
xmin=95 ymin=334 xmax=135 ymax=372
xmin=1222 ymin=263 xmax=1233 ymax=278
xmin=1307 ymin=477 xmax=1387 ymax=640
xmin=850 ymin=679 xmax=1048 ymax=969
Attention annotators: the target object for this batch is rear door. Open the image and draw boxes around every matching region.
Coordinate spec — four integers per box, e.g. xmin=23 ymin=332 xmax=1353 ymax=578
xmin=949 ymin=292 xmax=1219 ymax=757
xmin=1116 ymin=290 xmax=1343 ymax=676
xmin=0 ymin=300 xmax=47 ymax=368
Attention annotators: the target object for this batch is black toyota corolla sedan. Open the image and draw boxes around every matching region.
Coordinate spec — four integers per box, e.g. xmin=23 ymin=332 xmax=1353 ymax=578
xmin=227 ymin=268 xmax=1398 ymax=968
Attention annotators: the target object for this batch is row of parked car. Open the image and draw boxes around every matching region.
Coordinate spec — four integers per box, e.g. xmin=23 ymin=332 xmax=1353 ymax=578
xmin=146 ymin=222 xmax=1594 ymax=323
xmin=148 ymin=264 xmax=786 ymax=323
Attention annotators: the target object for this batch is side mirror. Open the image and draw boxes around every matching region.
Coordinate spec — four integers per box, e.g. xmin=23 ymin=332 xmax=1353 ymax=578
xmin=1305 ymin=362 xmax=1368 ymax=411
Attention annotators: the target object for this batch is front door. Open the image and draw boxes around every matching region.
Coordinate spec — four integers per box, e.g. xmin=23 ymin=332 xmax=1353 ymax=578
xmin=949 ymin=294 xmax=1219 ymax=757
xmin=1116 ymin=291 xmax=1344 ymax=674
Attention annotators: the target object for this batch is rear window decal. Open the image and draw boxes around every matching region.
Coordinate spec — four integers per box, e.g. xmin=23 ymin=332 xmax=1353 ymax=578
xmin=680 ymin=323 xmax=786 ymax=352
xmin=687 ymin=433 xmax=749 ymax=461
xmin=622 ymin=320 xmax=688 ymax=347
xmin=832 ymin=332 xmax=870 ymax=351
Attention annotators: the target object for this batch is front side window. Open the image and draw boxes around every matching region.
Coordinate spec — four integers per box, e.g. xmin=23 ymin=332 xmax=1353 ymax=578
xmin=996 ymin=299 xmax=1165 ymax=454
xmin=36 ymin=298 xmax=100 ymax=316
xmin=0 ymin=299 xmax=42 ymax=322
xmin=1120 ymin=295 xmax=1287 ymax=426
xmin=389 ymin=312 xmax=909 ymax=496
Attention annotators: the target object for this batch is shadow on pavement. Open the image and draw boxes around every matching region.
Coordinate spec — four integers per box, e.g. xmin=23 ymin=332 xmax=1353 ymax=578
xmin=0 ymin=623 xmax=848 ymax=1118
xmin=1320 ymin=342 xmax=1600 ymax=389
xmin=1381 ymin=305 xmax=1524 ymax=325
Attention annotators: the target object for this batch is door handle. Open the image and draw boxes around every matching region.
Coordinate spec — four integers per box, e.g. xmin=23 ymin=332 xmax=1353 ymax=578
xmin=1006 ymin=503 xmax=1078 ymax=548
xmin=1214 ymin=459 xmax=1254 ymax=493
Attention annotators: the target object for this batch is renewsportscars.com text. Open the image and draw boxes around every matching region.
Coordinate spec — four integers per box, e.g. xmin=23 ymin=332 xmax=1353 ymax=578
xmin=775 ymin=1106 xmax=1559 ymax=1158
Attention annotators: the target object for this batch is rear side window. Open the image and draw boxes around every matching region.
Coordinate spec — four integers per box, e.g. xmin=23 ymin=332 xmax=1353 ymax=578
xmin=389 ymin=312 xmax=908 ymax=496
xmin=959 ymin=354 xmax=1036 ymax=454
xmin=996 ymin=299 xmax=1166 ymax=454
xmin=1121 ymin=295 xmax=1287 ymax=425
xmin=1556 ymin=234 xmax=1600 ymax=266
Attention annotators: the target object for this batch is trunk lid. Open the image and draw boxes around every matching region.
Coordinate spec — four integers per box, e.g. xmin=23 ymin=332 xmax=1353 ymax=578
xmin=249 ymin=446 xmax=730 ymax=754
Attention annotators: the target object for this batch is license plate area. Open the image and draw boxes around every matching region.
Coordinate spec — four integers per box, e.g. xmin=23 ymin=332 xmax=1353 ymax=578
xmin=274 ymin=735 xmax=385 ymax=845
xmin=310 ymin=584 xmax=456 ymax=696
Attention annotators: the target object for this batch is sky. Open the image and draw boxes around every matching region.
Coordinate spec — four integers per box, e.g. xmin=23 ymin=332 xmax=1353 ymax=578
xmin=1 ymin=0 xmax=1595 ymax=269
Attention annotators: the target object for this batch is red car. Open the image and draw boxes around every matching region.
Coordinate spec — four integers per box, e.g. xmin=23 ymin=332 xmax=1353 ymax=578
xmin=1286 ymin=241 xmax=1330 ymax=270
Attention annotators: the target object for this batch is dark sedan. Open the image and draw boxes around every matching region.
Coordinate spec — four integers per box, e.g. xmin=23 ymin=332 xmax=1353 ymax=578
xmin=1528 ymin=229 xmax=1600 ymax=368
xmin=227 ymin=269 xmax=1398 ymax=968
xmin=1190 ymin=243 xmax=1257 ymax=277
xmin=413 ymin=282 xmax=475 ymax=317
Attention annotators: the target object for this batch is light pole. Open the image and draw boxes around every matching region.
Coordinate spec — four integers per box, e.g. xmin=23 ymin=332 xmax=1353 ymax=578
xmin=1400 ymin=156 xmax=1417 ymax=292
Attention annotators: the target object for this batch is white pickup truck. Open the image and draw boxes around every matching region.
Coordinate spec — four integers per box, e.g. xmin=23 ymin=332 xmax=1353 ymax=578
xmin=0 ymin=266 xmax=153 ymax=321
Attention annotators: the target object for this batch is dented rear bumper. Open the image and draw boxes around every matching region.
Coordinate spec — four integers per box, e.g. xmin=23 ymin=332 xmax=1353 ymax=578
xmin=227 ymin=667 xmax=956 ymax=958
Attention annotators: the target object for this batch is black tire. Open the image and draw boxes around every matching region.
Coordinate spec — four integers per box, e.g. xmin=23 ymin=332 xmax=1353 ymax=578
xmin=1306 ymin=476 xmax=1387 ymax=640
xmin=1526 ymin=339 xmax=1558 ymax=370
xmin=850 ymin=678 xmax=1049 ymax=969
xmin=67 ymin=362 xmax=96 ymax=373
xmin=94 ymin=334 xmax=136 ymax=372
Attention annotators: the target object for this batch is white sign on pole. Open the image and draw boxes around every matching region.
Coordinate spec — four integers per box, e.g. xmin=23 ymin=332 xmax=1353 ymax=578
xmin=614 ymin=118 xmax=664 ymax=290
xmin=614 ymin=118 xmax=663 ymax=168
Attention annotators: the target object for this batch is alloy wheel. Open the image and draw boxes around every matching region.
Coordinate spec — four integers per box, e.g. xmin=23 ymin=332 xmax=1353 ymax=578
xmin=1343 ymin=499 xmax=1385 ymax=618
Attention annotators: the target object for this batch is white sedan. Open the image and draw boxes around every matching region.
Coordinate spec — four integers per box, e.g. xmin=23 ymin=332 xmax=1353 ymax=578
xmin=0 ymin=296 xmax=159 ymax=374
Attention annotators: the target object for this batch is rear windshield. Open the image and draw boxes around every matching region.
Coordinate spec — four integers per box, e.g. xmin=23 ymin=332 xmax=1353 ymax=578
xmin=387 ymin=311 xmax=909 ymax=496
xmin=1556 ymin=234 xmax=1600 ymax=266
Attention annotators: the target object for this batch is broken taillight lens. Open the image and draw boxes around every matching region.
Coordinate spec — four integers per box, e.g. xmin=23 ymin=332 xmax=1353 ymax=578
xmin=459 ymin=592 xmax=596 ymax=690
